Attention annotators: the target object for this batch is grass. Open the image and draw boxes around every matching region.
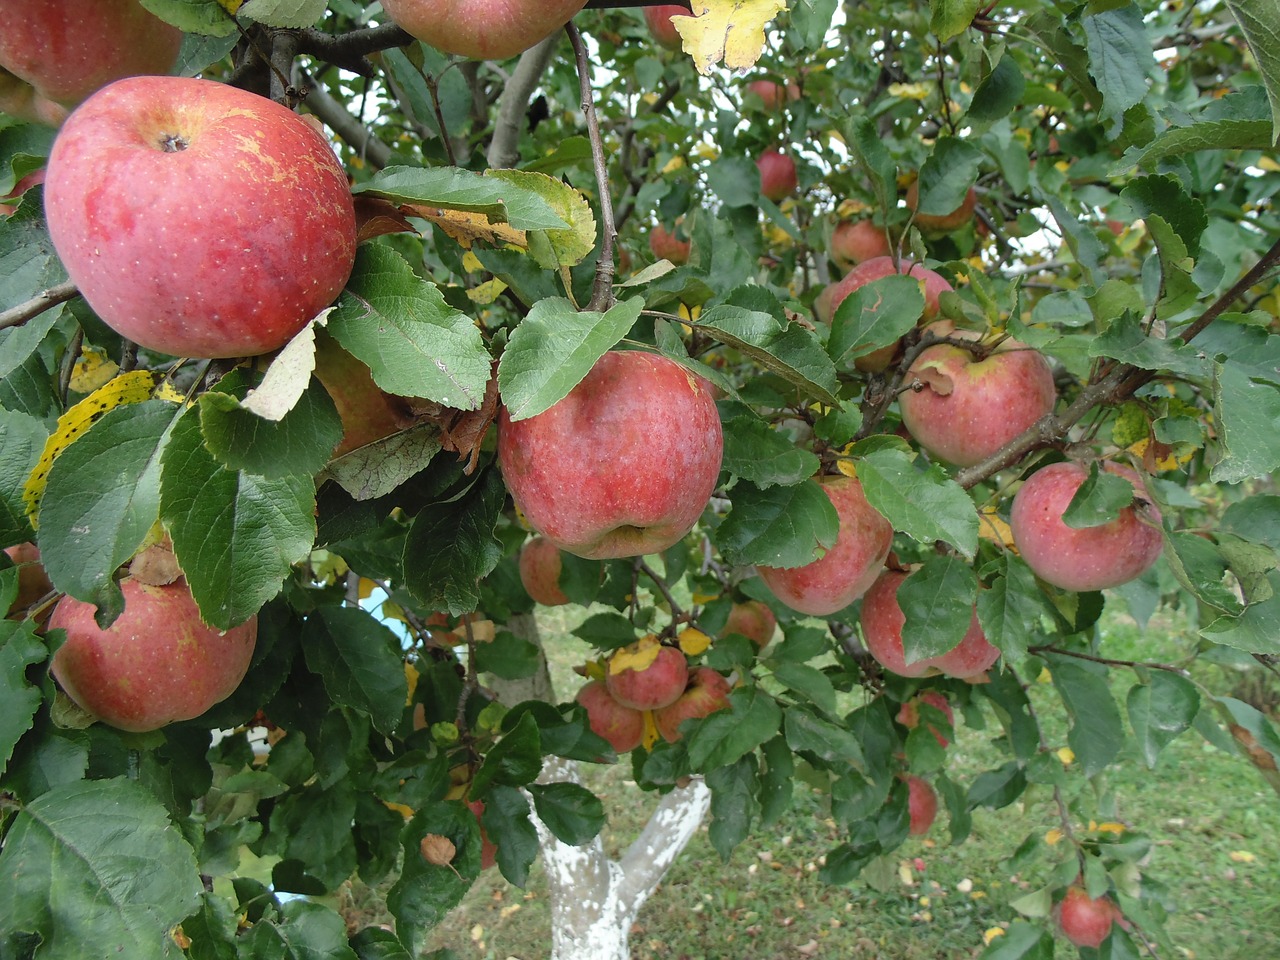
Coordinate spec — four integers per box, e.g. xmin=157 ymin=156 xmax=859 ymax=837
xmin=411 ymin=603 xmax=1280 ymax=960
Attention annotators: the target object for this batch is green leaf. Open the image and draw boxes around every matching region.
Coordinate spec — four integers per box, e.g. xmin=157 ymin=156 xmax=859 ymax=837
xmin=1211 ymin=362 xmax=1280 ymax=483
xmin=898 ymin=555 xmax=978 ymax=665
xmin=474 ymin=629 xmax=542 ymax=681
xmin=977 ymin=920 xmax=1054 ymax=958
xmin=526 ymin=782 xmax=606 ymax=846
xmin=1137 ymin=118 xmax=1275 ymax=169
xmin=198 ymin=377 xmax=343 ymax=481
xmin=472 ymin=712 xmax=542 ymax=795
xmin=827 ymin=275 xmax=925 ymax=368
xmin=1127 ymin=672 xmax=1199 ymax=769
xmin=388 ymin=803 xmax=481 ymax=956
xmin=237 ymin=0 xmax=328 ymax=28
xmin=160 ymin=406 xmax=317 ymax=630
xmin=758 ymin=735 xmax=795 ymax=828
xmin=857 ymin=449 xmax=979 ymax=558
xmin=915 ymin=138 xmax=983 ymax=217
xmin=0 ymin=410 xmax=47 ymax=543
xmin=717 ymin=478 xmax=839 ymax=568
xmin=969 ymin=53 xmax=1026 ymax=124
xmin=320 ymin=424 xmax=444 ymax=503
xmin=571 ymin=611 xmax=639 ymax=650
xmin=706 ymin=756 xmax=758 ymax=861
xmin=931 ymin=0 xmax=981 ymax=42
xmin=139 ymin=0 xmax=237 ymax=35
xmin=496 ymin=297 xmax=643 ymax=421
xmin=243 ymin=900 xmax=359 ymax=959
xmin=1061 ymin=462 xmax=1137 ymax=529
xmin=302 ymin=607 xmax=409 ymax=735
xmin=0 ymin=176 xmax=68 ymax=314
xmin=1088 ymin=310 xmax=1211 ymax=377
xmin=1082 ymin=2 xmax=1154 ymax=136
xmin=482 ymin=786 xmax=539 ymax=888
xmin=1221 ymin=495 xmax=1280 ymax=552
xmin=1120 ymin=174 xmax=1207 ymax=261
xmin=976 ymin=553 xmax=1054 ymax=663
xmin=266 ymin=782 xmax=358 ymax=893
xmin=0 ymin=777 xmax=203 ymax=959
xmin=720 ymin=414 xmax=821 ymax=488
xmin=1201 ymin=570 xmax=1280 ymax=655
xmin=685 ymin=686 xmax=783 ymax=771
xmin=784 ymin=705 xmax=864 ymax=767
xmin=769 ymin=662 xmax=838 ymax=716
xmin=353 ymin=166 xmax=569 ymax=231
xmin=1048 ymin=655 xmax=1125 ymax=777
xmin=1225 ymin=1 xmax=1280 ymax=143
xmin=329 ymin=244 xmax=492 ymax=411
xmin=0 ymin=621 xmax=46 ymax=777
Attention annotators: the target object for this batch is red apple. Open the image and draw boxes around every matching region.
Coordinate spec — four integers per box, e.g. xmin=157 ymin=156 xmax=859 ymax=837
xmin=906 ymin=181 xmax=977 ymax=232
xmin=0 ymin=168 xmax=45 ymax=218
xmin=1056 ymin=886 xmax=1116 ymax=948
xmin=720 ymin=600 xmax=776 ymax=648
xmin=906 ymin=775 xmax=938 ymax=835
xmin=897 ymin=690 xmax=954 ymax=747
xmin=757 ymin=474 xmax=894 ymax=617
xmin=899 ymin=324 xmax=1056 ymax=467
xmin=830 ymin=219 xmax=891 ymax=269
xmin=860 ymin=569 xmax=1000 ymax=680
xmin=5 ymin=542 xmax=53 ymax=616
xmin=654 ymin=666 xmax=731 ymax=742
xmin=576 ymin=679 xmax=645 ymax=754
xmin=381 ymin=0 xmax=589 ymax=60
xmin=812 ymin=283 xmax=838 ymax=325
xmin=745 ymin=78 xmax=800 ymax=111
xmin=643 ymin=5 xmax=687 ymax=50
xmin=44 ymin=76 xmax=357 ymax=359
xmin=756 ymin=148 xmax=798 ymax=202
xmin=467 ymin=799 xmax=498 ymax=870
xmin=518 ymin=536 xmax=570 ymax=607
xmin=1010 ymin=461 xmax=1164 ymax=592
xmin=49 ymin=577 xmax=257 ymax=732
xmin=313 ymin=333 xmax=416 ymax=457
xmin=0 ymin=0 xmax=182 ymax=126
xmin=498 ymin=350 xmax=722 ymax=560
xmin=825 ymin=257 xmax=954 ymax=373
xmin=648 ymin=222 xmax=691 ymax=265
xmin=605 ymin=640 xmax=688 ymax=711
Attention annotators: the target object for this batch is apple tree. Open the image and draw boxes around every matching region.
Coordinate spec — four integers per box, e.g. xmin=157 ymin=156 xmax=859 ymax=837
xmin=3 ymin=0 xmax=1280 ymax=958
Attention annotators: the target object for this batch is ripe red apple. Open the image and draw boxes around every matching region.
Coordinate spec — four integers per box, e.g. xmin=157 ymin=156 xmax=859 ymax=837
xmin=896 ymin=690 xmax=954 ymax=747
xmin=5 ymin=542 xmax=53 ymax=616
xmin=576 ymin=679 xmax=645 ymax=754
xmin=756 ymin=148 xmax=798 ymax=202
xmin=44 ymin=77 xmax=357 ymax=359
xmin=605 ymin=640 xmax=688 ymax=711
xmin=899 ymin=323 xmax=1056 ymax=467
xmin=906 ymin=181 xmax=977 ymax=232
xmin=860 ymin=569 xmax=1000 ymax=680
xmin=313 ymin=333 xmax=416 ymax=458
xmin=467 ymin=799 xmax=498 ymax=870
xmin=648 ymin=222 xmax=691 ymax=265
xmin=654 ymin=666 xmax=731 ymax=742
xmin=905 ymin=775 xmax=938 ymax=835
xmin=830 ymin=219 xmax=891 ymax=270
xmin=518 ymin=536 xmax=570 ymax=607
xmin=380 ymin=0 xmax=589 ymax=60
xmin=757 ymin=475 xmax=894 ymax=617
xmin=1055 ymin=886 xmax=1116 ymax=948
xmin=643 ymin=5 xmax=688 ymax=50
xmin=825 ymin=257 xmax=954 ymax=373
xmin=498 ymin=350 xmax=722 ymax=559
xmin=49 ymin=577 xmax=257 ymax=732
xmin=745 ymin=78 xmax=801 ymax=111
xmin=1010 ymin=461 xmax=1164 ymax=592
xmin=720 ymin=600 xmax=777 ymax=648
xmin=0 ymin=0 xmax=183 ymax=126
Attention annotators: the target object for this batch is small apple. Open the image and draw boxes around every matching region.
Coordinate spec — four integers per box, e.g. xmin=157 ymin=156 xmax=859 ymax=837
xmin=648 ymin=221 xmax=691 ymax=265
xmin=897 ymin=690 xmax=954 ymax=747
xmin=906 ymin=775 xmax=938 ymax=835
xmin=380 ymin=0 xmax=590 ymax=60
xmin=576 ymin=680 xmax=645 ymax=754
xmin=312 ymin=333 xmax=416 ymax=458
xmin=643 ymin=5 xmax=687 ymax=50
xmin=720 ymin=600 xmax=777 ymax=648
xmin=906 ymin=181 xmax=977 ymax=232
xmin=899 ymin=324 xmax=1056 ymax=467
xmin=1010 ymin=461 xmax=1164 ymax=592
xmin=49 ymin=577 xmax=257 ymax=732
xmin=5 ymin=542 xmax=53 ymax=616
xmin=467 ymin=799 xmax=498 ymax=870
xmin=654 ymin=666 xmax=731 ymax=742
xmin=860 ymin=569 xmax=1000 ymax=680
xmin=756 ymin=148 xmax=798 ymax=202
xmin=830 ymin=219 xmax=891 ymax=270
xmin=605 ymin=639 xmax=688 ymax=711
xmin=498 ymin=350 xmax=722 ymax=560
xmin=45 ymin=76 xmax=357 ymax=360
xmin=825 ymin=257 xmax=954 ymax=373
xmin=1055 ymin=885 xmax=1117 ymax=948
xmin=745 ymin=78 xmax=800 ymax=111
xmin=757 ymin=474 xmax=894 ymax=617
xmin=518 ymin=536 xmax=570 ymax=607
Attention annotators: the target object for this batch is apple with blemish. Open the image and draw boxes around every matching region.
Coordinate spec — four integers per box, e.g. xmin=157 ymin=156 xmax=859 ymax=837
xmin=756 ymin=148 xmax=798 ymax=202
xmin=906 ymin=181 xmax=977 ymax=232
xmin=830 ymin=219 xmax=891 ymax=269
xmin=654 ymin=666 xmax=731 ymax=742
xmin=720 ymin=600 xmax=776 ymax=648
xmin=576 ymin=680 xmax=645 ymax=754
xmin=605 ymin=640 xmax=688 ymax=711
xmin=380 ymin=0 xmax=589 ymax=60
xmin=519 ymin=536 xmax=570 ymax=607
xmin=1056 ymin=886 xmax=1117 ymax=948
xmin=906 ymin=775 xmax=938 ymax=835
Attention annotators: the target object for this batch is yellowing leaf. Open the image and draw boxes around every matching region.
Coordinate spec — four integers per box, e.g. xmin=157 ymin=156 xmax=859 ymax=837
xmin=983 ymin=928 xmax=1006 ymax=945
xmin=1056 ymin=746 xmax=1075 ymax=765
xmin=488 ymin=169 xmax=596 ymax=270
xmin=1045 ymin=828 xmax=1065 ymax=846
xmin=69 ymin=347 xmax=119 ymax=394
xmin=661 ymin=156 xmax=687 ymax=174
xmin=1037 ymin=667 xmax=1053 ymax=684
xmin=678 ymin=627 xmax=711 ymax=656
xmin=405 ymin=661 xmax=420 ymax=704
xmin=978 ymin=507 xmax=1015 ymax=548
xmin=610 ymin=635 xmax=664 ymax=675
xmin=384 ymin=800 xmax=415 ymax=819
xmin=583 ymin=660 xmax=607 ymax=682
xmin=676 ymin=0 xmax=787 ymax=76
xmin=642 ymin=709 xmax=660 ymax=751
xmin=1229 ymin=850 xmax=1257 ymax=863
xmin=461 ymin=251 xmax=484 ymax=272
xmin=691 ymin=591 xmax=721 ymax=604
xmin=693 ymin=142 xmax=720 ymax=161
xmin=1095 ymin=821 xmax=1127 ymax=835
xmin=415 ymin=206 xmax=527 ymax=250
xmin=888 ymin=82 xmax=931 ymax=100
xmin=467 ymin=278 xmax=508 ymax=305
xmin=215 ymin=0 xmax=244 ymax=12
xmin=836 ymin=459 xmax=858 ymax=478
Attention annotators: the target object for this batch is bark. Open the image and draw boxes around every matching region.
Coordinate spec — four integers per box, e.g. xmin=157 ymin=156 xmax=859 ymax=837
xmin=486 ymin=36 xmax=559 ymax=170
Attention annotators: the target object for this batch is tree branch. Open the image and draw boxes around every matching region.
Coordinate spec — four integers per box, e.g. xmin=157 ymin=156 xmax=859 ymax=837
xmin=566 ymin=23 xmax=618 ymax=312
xmin=296 ymin=23 xmax=413 ymax=76
xmin=297 ymin=67 xmax=392 ymax=169
xmin=0 ymin=281 xmax=78 ymax=330
xmin=487 ymin=36 xmax=558 ymax=169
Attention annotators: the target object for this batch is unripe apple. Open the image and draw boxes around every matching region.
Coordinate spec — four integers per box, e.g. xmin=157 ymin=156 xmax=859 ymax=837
xmin=860 ymin=569 xmax=1000 ymax=680
xmin=45 ymin=77 xmax=357 ymax=359
xmin=49 ymin=577 xmax=257 ymax=732
xmin=380 ymin=0 xmax=589 ymax=60
xmin=826 ymin=257 xmax=953 ymax=373
xmin=1055 ymin=885 xmax=1116 ymax=948
xmin=498 ymin=351 xmax=723 ymax=560
xmin=720 ymin=600 xmax=777 ymax=648
xmin=518 ymin=536 xmax=570 ymax=607
xmin=899 ymin=324 xmax=1056 ymax=467
xmin=643 ymin=5 xmax=687 ymax=50
xmin=906 ymin=775 xmax=938 ymax=835
xmin=757 ymin=475 xmax=894 ymax=617
xmin=830 ymin=219 xmax=891 ymax=270
xmin=906 ymin=181 xmax=977 ymax=232
xmin=1010 ymin=461 xmax=1164 ymax=592
xmin=5 ymin=542 xmax=53 ymax=616
xmin=896 ymin=690 xmax=954 ymax=747
xmin=745 ymin=78 xmax=801 ymax=111
xmin=576 ymin=680 xmax=645 ymax=754
xmin=654 ymin=666 xmax=731 ymax=742
xmin=756 ymin=148 xmax=798 ymax=202
xmin=312 ymin=333 xmax=416 ymax=458
xmin=605 ymin=641 xmax=688 ymax=711
xmin=648 ymin=222 xmax=691 ymax=265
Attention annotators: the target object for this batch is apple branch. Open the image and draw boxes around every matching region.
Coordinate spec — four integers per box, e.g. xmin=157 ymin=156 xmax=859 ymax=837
xmin=566 ymin=23 xmax=618 ymax=313
xmin=296 ymin=67 xmax=392 ymax=168
xmin=488 ymin=37 xmax=558 ymax=169
xmin=0 ymin=281 xmax=78 ymax=331
xmin=296 ymin=24 xmax=413 ymax=75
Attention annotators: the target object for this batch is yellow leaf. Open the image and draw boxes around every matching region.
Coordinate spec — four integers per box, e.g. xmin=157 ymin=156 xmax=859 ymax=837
xmin=677 ymin=303 xmax=703 ymax=323
xmin=983 ymin=928 xmax=1006 ymax=945
xmin=215 ymin=0 xmax=244 ymax=12
xmin=835 ymin=459 xmax=858 ymax=478
xmin=898 ymin=861 xmax=915 ymax=886
xmin=678 ymin=627 xmax=711 ymax=656
xmin=584 ymin=660 xmax=607 ymax=682
xmin=888 ymin=82 xmax=931 ymax=100
xmin=1095 ymin=821 xmax=1127 ymax=835
xmin=488 ymin=169 xmax=596 ymax=270
xmin=461 ymin=251 xmax=484 ymax=272
xmin=1056 ymin=747 xmax=1075 ymax=765
xmin=661 ymin=155 xmax=687 ymax=174
xmin=404 ymin=662 xmax=419 ymax=704
xmin=467 ymin=278 xmax=508 ymax=305
xmin=693 ymin=142 xmax=720 ymax=161
xmin=384 ymin=800 xmax=415 ymax=819
xmin=356 ymin=577 xmax=378 ymax=600
xmin=642 ymin=709 xmax=660 ymax=750
xmin=1037 ymin=667 xmax=1053 ymax=684
xmin=978 ymin=507 xmax=1015 ymax=548
xmin=1045 ymin=828 xmax=1065 ymax=846
xmin=676 ymin=0 xmax=788 ymax=76
xmin=609 ymin=634 xmax=663 ymax=675
xmin=70 ymin=347 xmax=119 ymax=394
xmin=416 ymin=206 xmax=527 ymax=250
xmin=1229 ymin=850 xmax=1257 ymax=863
xmin=691 ymin=591 xmax=721 ymax=604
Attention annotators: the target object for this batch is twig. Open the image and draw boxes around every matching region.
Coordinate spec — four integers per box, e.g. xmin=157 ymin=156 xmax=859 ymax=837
xmin=1030 ymin=644 xmax=1192 ymax=676
xmin=635 ymin=558 xmax=686 ymax=622
xmin=0 ymin=281 xmax=79 ymax=330
xmin=566 ymin=23 xmax=618 ymax=312
xmin=269 ymin=29 xmax=301 ymax=105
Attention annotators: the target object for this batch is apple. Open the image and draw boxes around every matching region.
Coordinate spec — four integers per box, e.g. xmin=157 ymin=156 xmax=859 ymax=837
xmin=654 ymin=666 xmax=731 ymax=742
xmin=812 ymin=283 xmax=838 ymax=326
xmin=518 ymin=536 xmax=570 ymax=607
xmin=648 ymin=221 xmax=691 ymax=265
xmin=467 ymin=799 xmax=498 ymax=870
xmin=1056 ymin=886 xmax=1116 ymax=948
xmin=860 ymin=569 xmax=1000 ymax=680
xmin=756 ymin=148 xmax=798 ymax=202
xmin=313 ymin=333 xmax=416 ymax=457
xmin=49 ymin=577 xmax=257 ymax=732
xmin=897 ymin=690 xmax=954 ymax=747
xmin=576 ymin=680 xmax=645 ymax=754
xmin=1010 ymin=461 xmax=1164 ymax=592
xmin=0 ymin=168 xmax=45 ymax=218
xmin=5 ymin=542 xmax=53 ymax=616
xmin=498 ymin=350 xmax=722 ymax=560
xmin=757 ymin=474 xmax=894 ymax=617
xmin=745 ymin=78 xmax=800 ymax=111
xmin=44 ymin=76 xmax=357 ymax=360
xmin=720 ymin=600 xmax=777 ymax=648
xmin=0 ymin=0 xmax=183 ymax=126
xmin=643 ymin=5 xmax=688 ymax=50
xmin=906 ymin=181 xmax=977 ymax=232
xmin=906 ymin=775 xmax=938 ymax=835
xmin=825 ymin=256 xmax=954 ymax=373
xmin=381 ymin=0 xmax=589 ymax=60
xmin=830 ymin=219 xmax=891 ymax=270
xmin=605 ymin=640 xmax=688 ymax=711
xmin=899 ymin=323 xmax=1056 ymax=467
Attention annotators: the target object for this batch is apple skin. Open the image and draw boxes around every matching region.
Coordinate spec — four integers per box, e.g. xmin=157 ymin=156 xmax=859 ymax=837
xmin=899 ymin=324 xmax=1056 ymax=467
xmin=720 ymin=600 xmax=777 ymax=648
xmin=576 ymin=680 xmax=646 ymax=754
xmin=906 ymin=775 xmax=938 ymax=835
xmin=826 ymin=257 xmax=954 ymax=373
xmin=860 ymin=569 xmax=1000 ymax=680
xmin=0 ymin=0 xmax=182 ymax=126
xmin=1010 ymin=461 xmax=1164 ymax=592
xmin=44 ymin=76 xmax=357 ymax=360
xmin=643 ymin=5 xmax=687 ymax=50
xmin=756 ymin=148 xmax=798 ymax=202
xmin=830 ymin=219 xmax=891 ymax=270
xmin=906 ymin=182 xmax=977 ymax=232
xmin=518 ymin=536 xmax=570 ymax=607
xmin=757 ymin=475 xmax=894 ymax=617
xmin=654 ymin=666 xmax=731 ymax=742
xmin=467 ymin=800 xmax=499 ymax=870
xmin=648 ymin=222 xmax=691 ymax=265
xmin=1056 ymin=886 xmax=1116 ymax=948
xmin=746 ymin=78 xmax=800 ymax=111
xmin=313 ymin=333 xmax=416 ymax=458
xmin=606 ymin=642 xmax=688 ymax=711
xmin=49 ymin=577 xmax=257 ymax=733
xmin=498 ymin=351 xmax=723 ymax=560
xmin=381 ymin=0 xmax=589 ymax=60
xmin=5 ymin=542 xmax=53 ymax=616
xmin=897 ymin=690 xmax=954 ymax=747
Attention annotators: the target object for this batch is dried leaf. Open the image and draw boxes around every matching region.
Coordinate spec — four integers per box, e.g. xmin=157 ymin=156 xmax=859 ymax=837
xmin=408 ymin=206 xmax=527 ymax=250
xmin=677 ymin=0 xmax=787 ymax=75
xmin=435 ymin=365 xmax=500 ymax=474
xmin=609 ymin=634 xmax=663 ymax=675
xmin=353 ymin=195 xmax=418 ymax=244
xmin=419 ymin=833 xmax=457 ymax=866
